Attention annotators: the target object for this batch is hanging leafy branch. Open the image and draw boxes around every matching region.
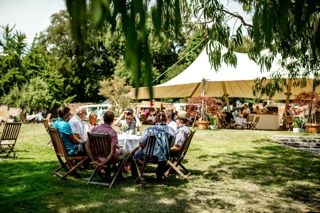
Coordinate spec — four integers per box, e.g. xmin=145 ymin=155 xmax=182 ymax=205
xmin=66 ymin=0 xmax=184 ymax=99
xmin=66 ymin=0 xmax=320 ymax=99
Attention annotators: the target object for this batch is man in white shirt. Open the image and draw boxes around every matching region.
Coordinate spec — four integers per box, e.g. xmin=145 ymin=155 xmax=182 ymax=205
xmin=114 ymin=108 xmax=142 ymax=134
xmin=69 ymin=107 xmax=88 ymax=151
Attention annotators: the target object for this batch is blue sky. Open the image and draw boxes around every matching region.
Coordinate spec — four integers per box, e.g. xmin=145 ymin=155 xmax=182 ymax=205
xmin=0 ymin=0 xmax=251 ymax=45
xmin=0 ymin=0 xmax=66 ymax=44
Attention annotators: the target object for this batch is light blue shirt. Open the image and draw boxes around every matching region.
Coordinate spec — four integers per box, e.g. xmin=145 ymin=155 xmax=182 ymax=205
xmin=52 ymin=118 xmax=78 ymax=156
xmin=175 ymin=125 xmax=190 ymax=147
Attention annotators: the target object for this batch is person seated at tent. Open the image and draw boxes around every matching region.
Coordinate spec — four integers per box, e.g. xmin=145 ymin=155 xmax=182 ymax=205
xmin=242 ymin=104 xmax=250 ymax=119
xmin=253 ymin=105 xmax=261 ymax=114
xmin=147 ymin=111 xmax=157 ymax=125
xmin=187 ymin=111 xmax=198 ymax=127
xmin=114 ymin=108 xmax=141 ymax=134
xmin=51 ymin=106 xmax=86 ymax=156
xmin=170 ymin=111 xmax=190 ymax=154
xmin=224 ymin=110 xmax=235 ymax=129
xmin=165 ymin=110 xmax=177 ymax=131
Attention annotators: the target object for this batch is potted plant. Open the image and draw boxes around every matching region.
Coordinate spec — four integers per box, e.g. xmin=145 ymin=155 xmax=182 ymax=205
xmin=292 ymin=117 xmax=306 ymax=133
xmin=187 ymin=96 xmax=222 ymax=129
xmin=293 ymin=92 xmax=320 ymax=133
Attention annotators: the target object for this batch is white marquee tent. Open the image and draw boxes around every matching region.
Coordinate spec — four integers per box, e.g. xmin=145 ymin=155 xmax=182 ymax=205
xmin=128 ymin=47 xmax=317 ymax=100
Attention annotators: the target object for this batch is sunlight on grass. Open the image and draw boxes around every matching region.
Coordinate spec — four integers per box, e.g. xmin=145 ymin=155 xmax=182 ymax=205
xmin=65 ymin=202 xmax=105 ymax=212
xmin=1 ymin=124 xmax=320 ymax=212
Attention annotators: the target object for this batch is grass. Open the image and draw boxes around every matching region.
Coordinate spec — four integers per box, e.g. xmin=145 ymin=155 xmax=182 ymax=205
xmin=1 ymin=124 xmax=320 ymax=212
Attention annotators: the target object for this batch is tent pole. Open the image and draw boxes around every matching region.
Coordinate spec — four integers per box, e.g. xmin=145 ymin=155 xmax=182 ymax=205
xmin=190 ymin=83 xmax=201 ymax=97
xmin=284 ymin=79 xmax=292 ymax=129
xmin=222 ymin=82 xmax=230 ymax=111
xmin=284 ymin=79 xmax=292 ymax=112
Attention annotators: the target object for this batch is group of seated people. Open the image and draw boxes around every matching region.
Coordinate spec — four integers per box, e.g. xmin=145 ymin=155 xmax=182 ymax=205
xmin=51 ymin=105 xmax=191 ymax=182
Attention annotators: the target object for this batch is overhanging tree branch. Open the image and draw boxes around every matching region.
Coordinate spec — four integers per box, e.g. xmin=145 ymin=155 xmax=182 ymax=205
xmin=221 ymin=9 xmax=253 ymax=28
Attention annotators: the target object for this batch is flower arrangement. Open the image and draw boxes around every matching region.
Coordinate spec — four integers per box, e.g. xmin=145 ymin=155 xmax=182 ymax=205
xmin=187 ymin=96 xmax=222 ymax=129
xmin=293 ymin=92 xmax=320 ymax=123
xmin=187 ymin=96 xmax=222 ymax=120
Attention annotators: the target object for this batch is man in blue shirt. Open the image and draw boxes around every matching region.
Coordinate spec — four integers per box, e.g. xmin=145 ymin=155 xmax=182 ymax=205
xmin=51 ymin=106 xmax=85 ymax=156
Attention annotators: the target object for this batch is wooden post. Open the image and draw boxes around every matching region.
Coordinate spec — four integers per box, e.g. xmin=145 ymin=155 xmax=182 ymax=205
xmin=222 ymin=82 xmax=230 ymax=111
xmin=284 ymin=79 xmax=293 ymax=112
xmin=283 ymin=79 xmax=292 ymax=129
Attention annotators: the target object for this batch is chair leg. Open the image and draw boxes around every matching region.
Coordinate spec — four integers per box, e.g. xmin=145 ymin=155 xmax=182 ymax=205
xmin=164 ymin=166 xmax=173 ymax=176
xmin=57 ymin=156 xmax=70 ymax=172
xmin=62 ymin=157 xmax=88 ymax=179
xmin=4 ymin=145 xmax=15 ymax=158
xmin=53 ymin=165 xmax=64 ymax=178
xmin=88 ymin=169 xmax=111 ymax=186
xmin=166 ymin=161 xmax=187 ymax=179
xmin=109 ymin=156 xmax=128 ymax=189
xmin=133 ymin=158 xmax=143 ymax=184
xmin=178 ymin=163 xmax=191 ymax=176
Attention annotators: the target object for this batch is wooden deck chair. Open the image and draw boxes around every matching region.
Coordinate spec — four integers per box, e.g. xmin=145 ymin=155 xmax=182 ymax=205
xmin=133 ymin=135 xmax=157 ymax=184
xmin=165 ymin=130 xmax=196 ymax=179
xmin=87 ymin=132 xmax=128 ymax=189
xmin=43 ymin=119 xmax=52 ymax=145
xmin=48 ymin=127 xmax=88 ymax=179
xmin=244 ymin=114 xmax=254 ymax=129
xmin=0 ymin=122 xmax=22 ymax=158
xmin=250 ymin=117 xmax=260 ymax=130
xmin=45 ymin=113 xmax=52 ymax=121
xmin=285 ymin=116 xmax=294 ymax=131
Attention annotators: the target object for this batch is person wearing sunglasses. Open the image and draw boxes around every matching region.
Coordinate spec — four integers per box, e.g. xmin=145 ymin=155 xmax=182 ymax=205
xmin=114 ymin=108 xmax=141 ymax=135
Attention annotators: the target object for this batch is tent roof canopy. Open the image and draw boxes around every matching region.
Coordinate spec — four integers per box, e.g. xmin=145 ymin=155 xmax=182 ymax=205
xmin=128 ymin=46 xmax=316 ymax=100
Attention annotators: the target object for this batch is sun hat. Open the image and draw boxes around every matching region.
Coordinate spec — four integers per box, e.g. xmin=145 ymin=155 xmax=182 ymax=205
xmin=177 ymin=111 xmax=188 ymax=120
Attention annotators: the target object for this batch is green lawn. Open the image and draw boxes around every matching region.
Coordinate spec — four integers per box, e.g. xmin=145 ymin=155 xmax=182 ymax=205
xmin=1 ymin=124 xmax=320 ymax=212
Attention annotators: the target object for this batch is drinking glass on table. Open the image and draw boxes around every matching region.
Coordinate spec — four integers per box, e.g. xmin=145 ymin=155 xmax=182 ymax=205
xmin=128 ymin=129 xmax=133 ymax=135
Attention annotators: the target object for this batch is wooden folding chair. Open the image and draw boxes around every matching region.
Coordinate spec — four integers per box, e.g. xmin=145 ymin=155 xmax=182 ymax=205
xmin=133 ymin=135 xmax=157 ymax=184
xmin=165 ymin=130 xmax=196 ymax=179
xmin=250 ymin=116 xmax=260 ymax=130
xmin=43 ymin=119 xmax=52 ymax=145
xmin=87 ymin=132 xmax=128 ymax=189
xmin=0 ymin=122 xmax=22 ymax=158
xmin=244 ymin=115 xmax=254 ymax=129
xmin=0 ymin=119 xmax=5 ymax=127
xmin=285 ymin=116 xmax=294 ymax=131
xmin=48 ymin=127 xmax=88 ymax=179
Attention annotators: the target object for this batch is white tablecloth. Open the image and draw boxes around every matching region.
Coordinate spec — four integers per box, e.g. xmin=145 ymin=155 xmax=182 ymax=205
xmin=118 ymin=133 xmax=141 ymax=152
xmin=235 ymin=117 xmax=246 ymax=128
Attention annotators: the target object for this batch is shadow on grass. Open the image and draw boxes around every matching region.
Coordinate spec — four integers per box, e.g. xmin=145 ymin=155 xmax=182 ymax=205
xmin=229 ymin=143 xmax=320 ymax=186
xmin=0 ymin=160 xmax=190 ymax=212
xmin=281 ymin=183 xmax=320 ymax=210
xmin=202 ymin=139 xmax=320 ymax=211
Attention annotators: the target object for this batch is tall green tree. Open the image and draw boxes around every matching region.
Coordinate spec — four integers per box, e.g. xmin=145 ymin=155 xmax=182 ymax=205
xmin=0 ymin=25 xmax=27 ymax=97
xmin=98 ymin=75 xmax=131 ymax=115
xmin=2 ymin=77 xmax=53 ymax=114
